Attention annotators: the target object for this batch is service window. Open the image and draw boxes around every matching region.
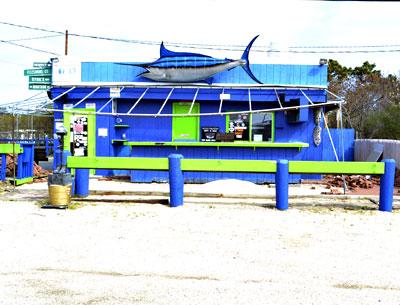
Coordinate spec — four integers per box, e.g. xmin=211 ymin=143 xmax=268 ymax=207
xmin=251 ymin=112 xmax=274 ymax=142
xmin=226 ymin=112 xmax=274 ymax=142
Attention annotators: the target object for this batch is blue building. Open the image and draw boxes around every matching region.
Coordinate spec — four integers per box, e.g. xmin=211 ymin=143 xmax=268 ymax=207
xmin=50 ymin=58 xmax=353 ymax=183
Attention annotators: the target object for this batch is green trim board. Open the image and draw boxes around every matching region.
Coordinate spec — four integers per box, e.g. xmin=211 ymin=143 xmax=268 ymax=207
xmin=289 ymin=161 xmax=385 ymax=175
xmin=124 ymin=141 xmax=309 ymax=149
xmin=112 ymin=139 xmax=128 ymax=144
xmin=181 ymin=159 xmax=277 ymax=173
xmin=67 ymin=156 xmax=275 ymax=172
xmin=114 ymin=124 xmax=129 ymax=128
xmin=63 ymin=108 xmax=96 ymax=174
xmin=67 ymin=157 xmax=385 ymax=176
xmin=13 ymin=177 xmax=34 ymax=186
xmin=68 ymin=156 xmax=169 ymax=170
xmin=0 ymin=144 xmax=23 ymax=154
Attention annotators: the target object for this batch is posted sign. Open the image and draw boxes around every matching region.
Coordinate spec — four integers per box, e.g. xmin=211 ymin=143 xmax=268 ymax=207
xmin=24 ymin=62 xmax=53 ymax=90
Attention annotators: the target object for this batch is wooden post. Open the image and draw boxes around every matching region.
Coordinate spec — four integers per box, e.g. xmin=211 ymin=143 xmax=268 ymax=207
xmin=276 ymin=159 xmax=289 ymax=210
xmin=65 ymin=30 xmax=68 ymax=56
xmin=379 ymin=159 xmax=396 ymax=212
xmin=168 ymin=154 xmax=184 ymax=207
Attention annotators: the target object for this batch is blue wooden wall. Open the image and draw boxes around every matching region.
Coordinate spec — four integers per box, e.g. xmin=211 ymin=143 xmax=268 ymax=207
xmin=81 ymin=62 xmax=327 ymax=86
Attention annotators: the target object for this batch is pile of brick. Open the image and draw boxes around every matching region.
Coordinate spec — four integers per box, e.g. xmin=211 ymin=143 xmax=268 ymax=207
xmin=4 ymin=155 xmax=15 ymax=177
xmin=324 ymin=175 xmax=380 ymax=190
xmin=1 ymin=154 xmax=49 ymax=179
xmin=33 ymin=161 xmax=49 ymax=177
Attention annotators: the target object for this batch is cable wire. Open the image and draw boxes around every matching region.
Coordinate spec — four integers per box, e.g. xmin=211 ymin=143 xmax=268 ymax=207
xmin=6 ymin=34 xmax=64 ymax=42
xmin=2 ymin=20 xmax=400 ymax=54
xmin=0 ymin=39 xmax=59 ymax=55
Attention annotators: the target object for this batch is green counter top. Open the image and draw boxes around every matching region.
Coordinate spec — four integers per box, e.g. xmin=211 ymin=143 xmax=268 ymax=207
xmin=124 ymin=141 xmax=309 ymax=149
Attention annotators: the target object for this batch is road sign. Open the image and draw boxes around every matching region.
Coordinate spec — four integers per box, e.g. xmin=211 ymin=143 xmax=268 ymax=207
xmin=24 ymin=68 xmax=52 ymax=76
xmin=28 ymin=76 xmax=52 ymax=84
xmin=29 ymin=84 xmax=51 ymax=90
xmin=33 ymin=62 xmax=52 ymax=68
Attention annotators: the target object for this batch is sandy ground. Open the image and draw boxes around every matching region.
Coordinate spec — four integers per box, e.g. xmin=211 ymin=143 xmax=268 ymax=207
xmin=1 ymin=193 xmax=400 ymax=305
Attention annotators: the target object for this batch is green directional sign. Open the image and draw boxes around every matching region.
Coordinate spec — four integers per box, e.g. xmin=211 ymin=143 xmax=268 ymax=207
xmin=24 ymin=68 xmax=52 ymax=76
xmin=29 ymin=84 xmax=51 ymax=90
xmin=33 ymin=62 xmax=52 ymax=68
xmin=29 ymin=76 xmax=52 ymax=84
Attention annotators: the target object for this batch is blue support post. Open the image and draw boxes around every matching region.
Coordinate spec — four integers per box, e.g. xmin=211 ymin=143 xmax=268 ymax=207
xmin=168 ymin=154 xmax=184 ymax=207
xmin=61 ymin=151 xmax=70 ymax=170
xmin=16 ymin=154 xmax=23 ymax=180
xmin=276 ymin=159 xmax=289 ymax=211
xmin=0 ymin=154 xmax=6 ymax=181
xmin=75 ymin=168 xmax=90 ymax=197
xmin=45 ymin=136 xmax=49 ymax=157
xmin=379 ymin=159 xmax=396 ymax=212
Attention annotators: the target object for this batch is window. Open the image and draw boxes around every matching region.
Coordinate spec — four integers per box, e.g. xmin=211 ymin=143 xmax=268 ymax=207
xmin=226 ymin=112 xmax=274 ymax=142
xmin=251 ymin=112 xmax=274 ymax=142
xmin=227 ymin=113 xmax=250 ymax=141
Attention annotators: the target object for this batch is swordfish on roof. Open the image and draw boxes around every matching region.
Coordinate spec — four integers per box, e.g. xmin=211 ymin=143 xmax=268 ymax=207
xmin=120 ymin=36 xmax=262 ymax=84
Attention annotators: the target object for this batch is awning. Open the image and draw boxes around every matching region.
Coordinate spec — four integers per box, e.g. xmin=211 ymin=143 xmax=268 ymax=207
xmin=51 ymin=84 xmax=343 ymax=117
xmin=3 ymin=84 xmax=345 ymax=117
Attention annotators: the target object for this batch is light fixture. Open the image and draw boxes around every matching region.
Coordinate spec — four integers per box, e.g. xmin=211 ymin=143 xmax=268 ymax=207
xmin=319 ymin=58 xmax=328 ymax=65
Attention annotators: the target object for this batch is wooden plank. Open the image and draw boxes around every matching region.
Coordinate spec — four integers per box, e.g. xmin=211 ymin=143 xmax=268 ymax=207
xmin=289 ymin=161 xmax=385 ymax=175
xmin=181 ymin=159 xmax=277 ymax=173
xmin=124 ymin=141 xmax=309 ymax=149
xmin=67 ymin=157 xmax=385 ymax=175
xmin=67 ymin=157 xmax=169 ymax=170
xmin=0 ymin=144 xmax=22 ymax=154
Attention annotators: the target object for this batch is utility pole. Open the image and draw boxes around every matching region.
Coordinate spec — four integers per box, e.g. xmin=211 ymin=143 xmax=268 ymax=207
xmin=65 ymin=30 xmax=68 ymax=56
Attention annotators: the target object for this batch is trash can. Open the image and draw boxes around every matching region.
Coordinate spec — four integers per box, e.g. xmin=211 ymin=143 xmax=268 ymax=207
xmin=48 ymin=172 xmax=73 ymax=207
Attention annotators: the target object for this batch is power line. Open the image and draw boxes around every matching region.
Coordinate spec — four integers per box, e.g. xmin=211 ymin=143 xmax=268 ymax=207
xmin=1 ymin=20 xmax=400 ymax=54
xmin=0 ymin=39 xmax=59 ymax=55
xmin=6 ymin=34 xmax=63 ymax=42
xmin=271 ymin=49 xmax=400 ymax=54
xmin=290 ymin=44 xmax=400 ymax=49
xmin=0 ymin=21 xmax=63 ymax=35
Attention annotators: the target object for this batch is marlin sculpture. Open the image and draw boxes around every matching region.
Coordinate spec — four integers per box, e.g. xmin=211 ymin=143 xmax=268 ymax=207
xmin=119 ymin=36 xmax=262 ymax=84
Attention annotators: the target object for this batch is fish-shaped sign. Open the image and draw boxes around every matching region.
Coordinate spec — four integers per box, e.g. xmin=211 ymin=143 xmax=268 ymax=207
xmin=119 ymin=36 xmax=262 ymax=84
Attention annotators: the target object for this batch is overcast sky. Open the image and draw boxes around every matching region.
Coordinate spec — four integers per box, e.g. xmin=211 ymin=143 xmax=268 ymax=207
xmin=0 ymin=0 xmax=399 ymax=104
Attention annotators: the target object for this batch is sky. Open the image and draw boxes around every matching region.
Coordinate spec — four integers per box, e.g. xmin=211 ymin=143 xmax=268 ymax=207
xmin=0 ymin=0 xmax=400 ymax=105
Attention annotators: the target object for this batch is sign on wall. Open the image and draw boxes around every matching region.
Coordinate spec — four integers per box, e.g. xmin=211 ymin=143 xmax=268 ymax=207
xmin=51 ymin=57 xmax=81 ymax=86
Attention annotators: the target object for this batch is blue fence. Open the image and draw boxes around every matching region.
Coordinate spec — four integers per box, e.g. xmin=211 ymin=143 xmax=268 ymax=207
xmin=323 ymin=128 xmax=355 ymax=161
xmin=0 ymin=141 xmax=35 ymax=184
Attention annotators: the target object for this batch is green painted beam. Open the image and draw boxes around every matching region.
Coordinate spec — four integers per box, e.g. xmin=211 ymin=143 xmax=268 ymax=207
xmin=124 ymin=141 xmax=309 ymax=149
xmin=0 ymin=144 xmax=23 ymax=154
xmin=289 ymin=161 xmax=385 ymax=175
xmin=67 ymin=156 xmax=169 ymax=170
xmin=13 ymin=177 xmax=33 ymax=186
xmin=67 ymin=157 xmax=385 ymax=175
xmin=181 ymin=159 xmax=277 ymax=173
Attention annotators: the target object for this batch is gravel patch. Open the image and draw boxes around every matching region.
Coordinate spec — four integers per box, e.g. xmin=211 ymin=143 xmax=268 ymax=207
xmin=0 ymin=200 xmax=399 ymax=304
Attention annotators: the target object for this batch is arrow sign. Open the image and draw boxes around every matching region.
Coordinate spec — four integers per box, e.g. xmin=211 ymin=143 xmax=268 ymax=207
xmin=33 ymin=62 xmax=52 ymax=68
xmin=29 ymin=84 xmax=51 ymax=90
xmin=29 ymin=76 xmax=52 ymax=84
xmin=24 ymin=68 xmax=52 ymax=76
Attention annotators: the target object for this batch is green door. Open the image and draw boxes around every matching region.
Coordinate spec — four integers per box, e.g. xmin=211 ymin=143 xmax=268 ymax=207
xmin=172 ymin=102 xmax=199 ymax=141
